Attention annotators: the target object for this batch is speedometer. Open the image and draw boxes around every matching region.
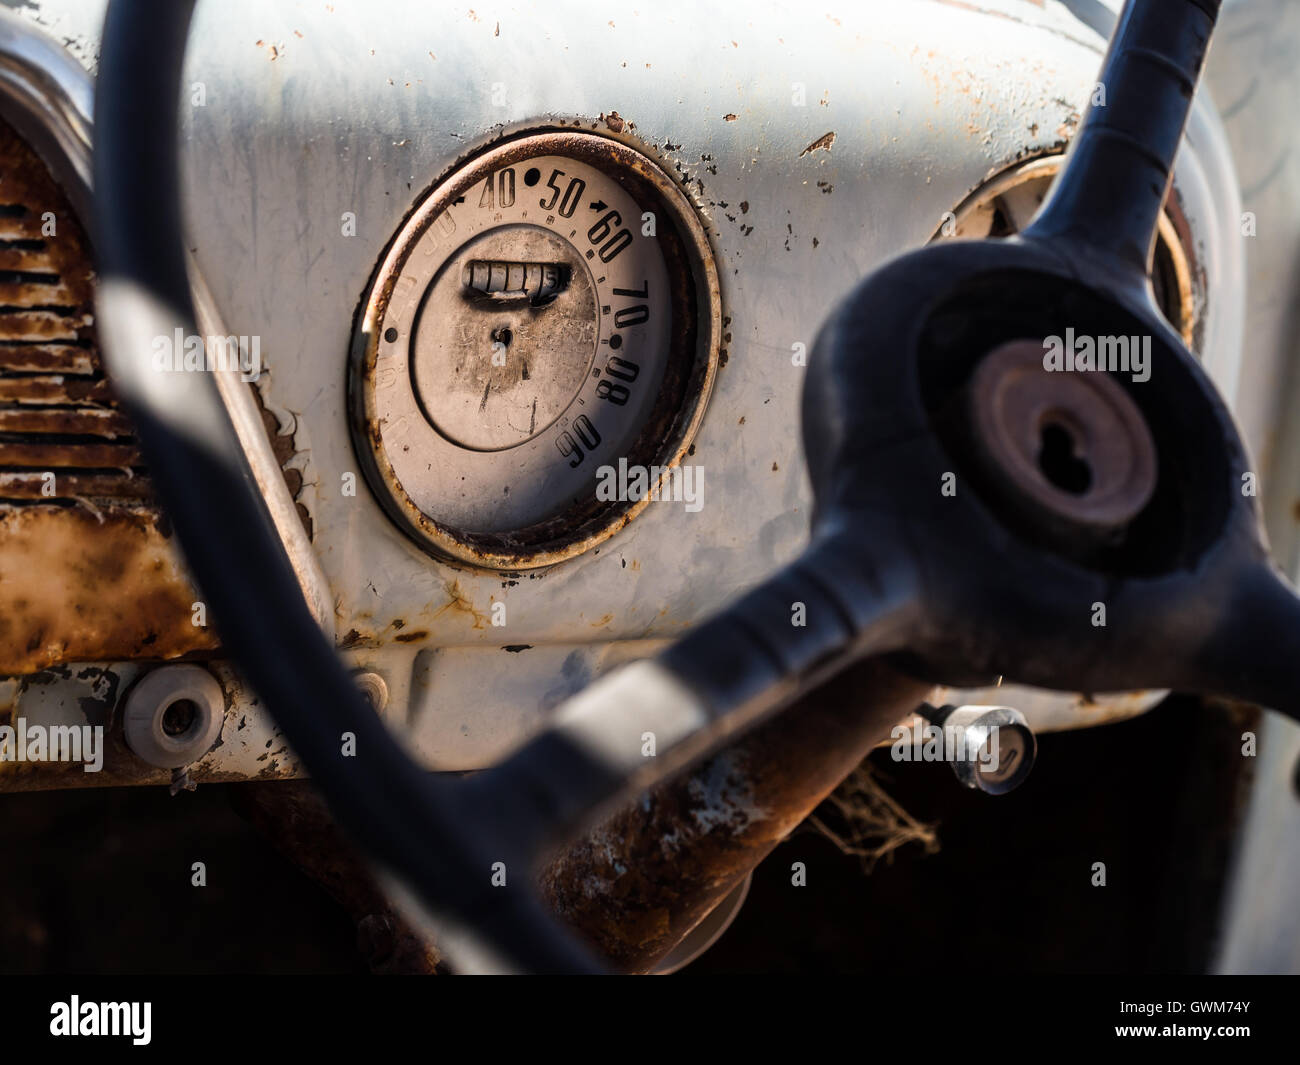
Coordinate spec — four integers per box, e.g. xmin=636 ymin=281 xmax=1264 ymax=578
xmin=350 ymin=129 xmax=721 ymax=570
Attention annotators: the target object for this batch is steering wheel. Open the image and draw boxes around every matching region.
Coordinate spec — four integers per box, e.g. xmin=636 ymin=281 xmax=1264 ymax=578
xmin=92 ymin=0 xmax=1297 ymax=973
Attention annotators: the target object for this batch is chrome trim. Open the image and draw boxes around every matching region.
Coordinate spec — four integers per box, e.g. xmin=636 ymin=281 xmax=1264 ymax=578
xmin=0 ymin=8 xmax=92 ymax=213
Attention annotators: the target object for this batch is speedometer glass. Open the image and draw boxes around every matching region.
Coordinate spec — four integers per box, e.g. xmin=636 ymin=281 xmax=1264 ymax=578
xmin=351 ymin=129 xmax=721 ymax=570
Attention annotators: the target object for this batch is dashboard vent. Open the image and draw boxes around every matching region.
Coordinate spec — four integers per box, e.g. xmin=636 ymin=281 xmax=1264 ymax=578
xmin=0 ymin=114 xmax=220 ymax=677
xmin=0 ymin=116 xmax=149 ymax=509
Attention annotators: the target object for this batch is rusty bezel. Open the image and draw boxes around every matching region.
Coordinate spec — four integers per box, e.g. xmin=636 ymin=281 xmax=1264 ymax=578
xmin=350 ymin=128 xmax=722 ymax=571
xmin=938 ymin=154 xmax=1198 ymax=347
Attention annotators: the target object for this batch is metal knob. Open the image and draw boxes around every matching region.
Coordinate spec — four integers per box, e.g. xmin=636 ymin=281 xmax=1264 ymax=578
xmin=919 ymin=702 xmax=1037 ymax=795
xmin=122 ymin=664 xmax=226 ymax=769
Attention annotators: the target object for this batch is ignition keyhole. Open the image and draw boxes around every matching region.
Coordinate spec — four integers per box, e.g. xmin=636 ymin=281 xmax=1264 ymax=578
xmin=1037 ymin=421 xmax=1092 ymax=495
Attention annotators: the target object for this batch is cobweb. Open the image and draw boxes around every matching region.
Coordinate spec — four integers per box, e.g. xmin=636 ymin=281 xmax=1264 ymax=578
xmin=807 ymin=761 xmax=940 ymax=873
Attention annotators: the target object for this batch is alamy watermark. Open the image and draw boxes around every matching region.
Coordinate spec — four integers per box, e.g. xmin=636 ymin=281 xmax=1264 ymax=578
xmin=595 ymin=459 xmax=704 ymax=513
xmin=0 ymin=717 xmax=104 ymax=772
xmin=1042 ymin=327 xmax=1150 ymax=383
xmin=50 ymin=997 xmax=150 ymax=1045
xmin=151 ymin=328 xmax=262 ymax=381
xmin=889 ymin=719 xmax=1002 ymax=773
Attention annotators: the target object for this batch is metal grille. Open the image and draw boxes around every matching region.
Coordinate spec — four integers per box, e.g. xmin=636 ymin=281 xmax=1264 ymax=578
xmin=0 ymin=115 xmax=221 ymax=677
xmin=0 ymin=116 xmax=149 ymax=508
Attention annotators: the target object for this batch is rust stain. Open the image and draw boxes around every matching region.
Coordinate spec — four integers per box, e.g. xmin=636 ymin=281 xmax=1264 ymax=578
xmin=799 ymin=131 xmax=836 ymax=157
xmin=250 ymin=383 xmax=312 ymax=539
xmin=542 ymin=659 xmax=933 ymax=971
xmin=430 ymin=580 xmax=490 ymax=629
xmin=0 ymin=508 xmax=217 ymax=675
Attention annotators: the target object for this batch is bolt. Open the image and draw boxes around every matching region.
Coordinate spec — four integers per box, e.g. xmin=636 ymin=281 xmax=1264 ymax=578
xmin=353 ymin=671 xmax=389 ymax=713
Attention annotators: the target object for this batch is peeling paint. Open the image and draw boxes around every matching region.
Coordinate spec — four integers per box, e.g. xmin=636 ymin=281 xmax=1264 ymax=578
xmin=799 ymin=131 xmax=835 ymax=156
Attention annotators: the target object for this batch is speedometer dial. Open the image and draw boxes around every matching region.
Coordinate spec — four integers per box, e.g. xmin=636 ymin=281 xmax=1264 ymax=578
xmin=351 ymin=129 xmax=720 ymax=569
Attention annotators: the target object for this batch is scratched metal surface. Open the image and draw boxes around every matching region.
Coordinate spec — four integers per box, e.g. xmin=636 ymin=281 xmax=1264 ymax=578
xmin=3 ymin=0 xmax=1275 ymax=780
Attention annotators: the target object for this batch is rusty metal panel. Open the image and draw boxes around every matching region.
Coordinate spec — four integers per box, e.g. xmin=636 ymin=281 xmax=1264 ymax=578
xmin=0 ymin=114 xmax=217 ymax=674
xmin=0 ymin=507 xmax=215 ymax=674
